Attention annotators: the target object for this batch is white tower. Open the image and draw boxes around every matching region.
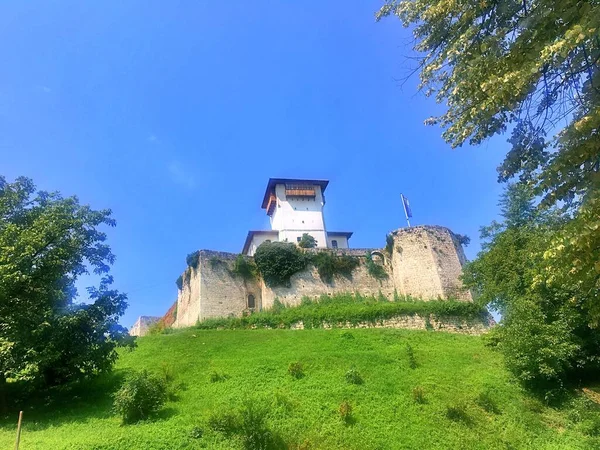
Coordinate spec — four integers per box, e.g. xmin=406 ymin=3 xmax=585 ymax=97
xmin=263 ymin=178 xmax=329 ymax=247
xmin=242 ymin=178 xmax=352 ymax=255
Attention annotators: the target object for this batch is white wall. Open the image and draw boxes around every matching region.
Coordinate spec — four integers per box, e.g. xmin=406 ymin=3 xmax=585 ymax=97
xmin=270 ymin=183 xmax=328 ymax=247
xmin=247 ymin=232 xmax=279 ymax=256
xmin=327 ymin=235 xmax=349 ymax=249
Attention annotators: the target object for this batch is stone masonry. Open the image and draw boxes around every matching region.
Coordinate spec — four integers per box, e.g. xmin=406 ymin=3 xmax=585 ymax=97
xmin=172 ymin=225 xmax=473 ymax=328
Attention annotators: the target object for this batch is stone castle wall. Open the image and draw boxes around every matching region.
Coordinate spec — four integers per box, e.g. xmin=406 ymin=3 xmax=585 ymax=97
xmin=173 ymin=225 xmax=473 ymax=328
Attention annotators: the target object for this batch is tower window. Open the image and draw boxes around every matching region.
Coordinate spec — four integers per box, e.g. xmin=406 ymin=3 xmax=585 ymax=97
xmin=331 ymin=240 xmax=338 ymax=249
xmin=297 ymin=237 xmax=301 ymax=242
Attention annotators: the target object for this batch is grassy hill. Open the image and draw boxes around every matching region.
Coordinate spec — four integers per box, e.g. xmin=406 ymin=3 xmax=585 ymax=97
xmin=1 ymin=327 xmax=599 ymax=449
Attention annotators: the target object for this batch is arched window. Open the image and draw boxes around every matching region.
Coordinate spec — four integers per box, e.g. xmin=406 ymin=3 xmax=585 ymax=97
xmin=331 ymin=240 xmax=338 ymax=249
xmin=247 ymin=294 xmax=256 ymax=310
xmin=371 ymin=251 xmax=385 ymax=264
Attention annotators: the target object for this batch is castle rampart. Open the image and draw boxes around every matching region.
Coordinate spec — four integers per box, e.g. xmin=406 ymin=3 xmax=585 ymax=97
xmin=173 ymin=225 xmax=472 ymax=328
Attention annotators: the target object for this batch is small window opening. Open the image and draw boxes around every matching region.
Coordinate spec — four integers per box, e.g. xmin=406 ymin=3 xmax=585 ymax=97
xmin=297 ymin=237 xmax=301 ymax=242
xmin=247 ymin=294 xmax=256 ymax=309
xmin=331 ymin=240 xmax=338 ymax=249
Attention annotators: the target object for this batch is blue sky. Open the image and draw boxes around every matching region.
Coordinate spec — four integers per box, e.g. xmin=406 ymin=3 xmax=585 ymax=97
xmin=1 ymin=1 xmax=508 ymax=327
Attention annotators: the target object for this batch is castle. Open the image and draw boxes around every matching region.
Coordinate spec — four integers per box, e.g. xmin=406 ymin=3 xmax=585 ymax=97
xmin=131 ymin=178 xmax=474 ymax=335
xmin=242 ymin=178 xmax=352 ymax=255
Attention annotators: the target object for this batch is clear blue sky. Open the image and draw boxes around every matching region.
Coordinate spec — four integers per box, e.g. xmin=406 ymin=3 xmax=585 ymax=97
xmin=1 ymin=1 xmax=508 ymax=327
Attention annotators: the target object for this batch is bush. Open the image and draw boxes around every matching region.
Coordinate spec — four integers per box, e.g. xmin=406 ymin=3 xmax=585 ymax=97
xmin=271 ymin=298 xmax=286 ymax=314
xmin=476 ymin=390 xmax=501 ymax=414
xmin=196 ymin=293 xmax=488 ymax=330
xmin=254 ymin=241 xmax=307 ymax=287
xmin=406 ymin=344 xmax=418 ymax=369
xmin=340 ymin=331 xmax=354 ymax=340
xmin=239 ymin=401 xmax=277 ymax=450
xmin=232 ymin=255 xmax=258 ymax=280
xmin=339 ymin=401 xmax=353 ymax=424
xmin=345 ymin=368 xmax=363 ymax=385
xmin=209 ymin=402 xmax=280 ymax=449
xmin=365 ymin=253 xmax=388 ymax=280
xmin=288 ymin=362 xmax=304 ymax=379
xmin=446 ymin=404 xmax=472 ymax=425
xmin=298 ymin=233 xmax=317 ymax=248
xmin=311 ymin=252 xmax=359 ymax=283
xmin=412 ymin=386 xmax=426 ymax=404
xmin=210 ymin=371 xmax=230 ymax=383
xmin=176 ymin=275 xmax=183 ymax=290
xmin=189 ymin=426 xmax=203 ymax=439
xmin=186 ymin=251 xmax=200 ymax=269
xmin=208 ymin=410 xmax=238 ymax=435
xmin=113 ymin=370 xmax=167 ymax=424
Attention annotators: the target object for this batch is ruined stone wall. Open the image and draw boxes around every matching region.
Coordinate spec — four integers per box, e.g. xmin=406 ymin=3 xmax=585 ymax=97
xmin=391 ymin=226 xmax=472 ymax=301
xmin=261 ymin=256 xmax=395 ymax=309
xmin=173 ymin=266 xmax=201 ymax=328
xmin=173 ymin=226 xmax=472 ymax=327
xmin=289 ymin=315 xmax=491 ymax=336
xmin=174 ymin=251 xmax=262 ymax=327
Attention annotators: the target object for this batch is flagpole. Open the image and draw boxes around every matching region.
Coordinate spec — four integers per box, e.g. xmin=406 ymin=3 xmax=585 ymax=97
xmin=401 ymin=193 xmax=411 ymax=228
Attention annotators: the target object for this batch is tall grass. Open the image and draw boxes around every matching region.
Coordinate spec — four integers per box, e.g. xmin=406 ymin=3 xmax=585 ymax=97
xmin=196 ymin=293 xmax=487 ymax=330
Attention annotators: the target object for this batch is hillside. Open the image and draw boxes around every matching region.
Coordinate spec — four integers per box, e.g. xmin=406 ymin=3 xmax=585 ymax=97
xmin=2 ymin=328 xmax=599 ymax=449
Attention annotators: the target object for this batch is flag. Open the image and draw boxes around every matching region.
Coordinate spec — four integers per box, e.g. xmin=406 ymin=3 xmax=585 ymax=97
xmin=402 ymin=194 xmax=412 ymax=218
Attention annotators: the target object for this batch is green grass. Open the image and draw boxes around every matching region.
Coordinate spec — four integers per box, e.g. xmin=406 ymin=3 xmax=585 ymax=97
xmin=1 ymin=328 xmax=599 ymax=449
xmin=196 ymin=293 xmax=487 ymax=330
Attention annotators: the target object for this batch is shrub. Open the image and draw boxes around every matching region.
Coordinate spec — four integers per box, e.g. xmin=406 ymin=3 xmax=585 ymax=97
xmin=298 ymin=233 xmax=317 ymax=248
xmin=196 ymin=293 xmax=487 ymax=330
xmin=159 ymin=363 xmax=181 ymax=401
xmin=239 ymin=401 xmax=277 ymax=450
xmin=176 ymin=275 xmax=183 ymax=290
xmin=311 ymin=252 xmax=359 ymax=283
xmin=288 ymin=362 xmax=304 ymax=379
xmin=232 ymin=254 xmax=258 ymax=280
xmin=340 ymin=331 xmax=354 ymax=340
xmin=148 ymin=320 xmax=166 ymax=335
xmin=365 ymin=253 xmax=388 ymax=280
xmin=113 ymin=370 xmax=167 ymax=424
xmin=189 ymin=426 xmax=203 ymax=439
xmin=186 ymin=251 xmax=200 ymax=269
xmin=345 ymin=368 xmax=363 ymax=385
xmin=339 ymin=401 xmax=353 ymax=424
xmin=254 ymin=241 xmax=307 ymax=287
xmin=406 ymin=344 xmax=418 ymax=369
xmin=476 ymin=390 xmax=501 ymax=414
xmin=412 ymin=386 xmax=426 ymax=404
xmin=446 ymin=404 xmax=472 ymax=425
xmin=210 ymin=371 xmax=230 ymax=383
xmin=385 ymin=233 xmax=394 ymax=254
xmin=271 ymin=298 xmax=286 ymax=314
xmin=208 ymin=410 xmax=239 ymax=435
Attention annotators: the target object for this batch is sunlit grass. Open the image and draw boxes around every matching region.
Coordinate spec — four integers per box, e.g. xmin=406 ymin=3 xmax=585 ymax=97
xmin=1 ymin=328 xmax=598 ymax=449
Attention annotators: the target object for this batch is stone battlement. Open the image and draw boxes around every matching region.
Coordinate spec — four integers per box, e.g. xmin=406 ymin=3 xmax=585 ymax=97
xmin=172 ymin=225 xmax=473 ymax=328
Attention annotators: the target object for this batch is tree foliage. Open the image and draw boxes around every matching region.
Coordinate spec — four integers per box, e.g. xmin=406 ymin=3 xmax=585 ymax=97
xmin=297 ymin=233 xmax=317 ymax=249
xmin=310 ymin=251 xmax=360 ymax=283
xmin=0 ymin=176 xmax=130 ymax=398
xmin=377 ymin=0 xmax=600 ymax=322
xmin=254 ymin=241 xmax=307 ymax=287
xmin=463 ymin=185 xmax=600 ymax=394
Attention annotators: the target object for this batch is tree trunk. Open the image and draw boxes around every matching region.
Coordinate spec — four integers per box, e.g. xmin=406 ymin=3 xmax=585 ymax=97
xmin=0 ymin=373 xmax=6 ymax=415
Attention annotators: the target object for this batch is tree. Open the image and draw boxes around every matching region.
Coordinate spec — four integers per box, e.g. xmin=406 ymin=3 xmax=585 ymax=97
xmin=297 ymin=233 xmax=317 ymax=248
xmin=0 ymin=176 xmax=131 ymax=406
xmin=463 ymin=184 xmax=600 ymax=395
xmin=377 ymin=0 xmax=599 ymax=322
xmin=254 ymin=241 xmax=307 ymax=287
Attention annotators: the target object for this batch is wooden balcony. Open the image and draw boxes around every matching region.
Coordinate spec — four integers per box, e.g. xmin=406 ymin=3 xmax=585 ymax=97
xmin=266 ymin=194 xmax=277 ymax=216
xmin=285 ymin=184 xmax=316 ymax=198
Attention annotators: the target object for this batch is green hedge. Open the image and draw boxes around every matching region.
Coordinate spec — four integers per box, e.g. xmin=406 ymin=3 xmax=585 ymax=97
xmin=196 ymin=293 xmax=487 ymax=330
